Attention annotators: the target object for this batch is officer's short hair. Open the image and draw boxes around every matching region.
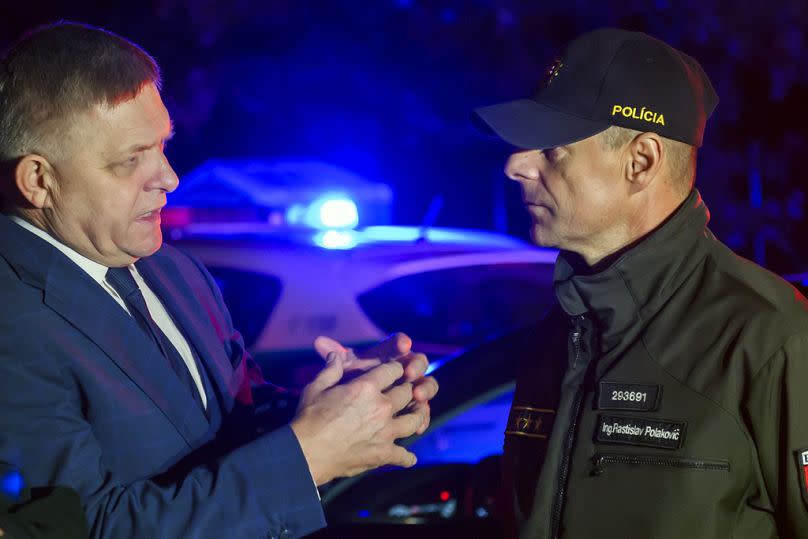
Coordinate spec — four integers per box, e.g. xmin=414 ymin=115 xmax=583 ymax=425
xmin=600 ymin=126 xmax=696 ymax=195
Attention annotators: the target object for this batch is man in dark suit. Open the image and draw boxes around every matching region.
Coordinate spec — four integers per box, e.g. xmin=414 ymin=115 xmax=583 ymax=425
xmin=0 ymin=22 xmax=438 ymax=539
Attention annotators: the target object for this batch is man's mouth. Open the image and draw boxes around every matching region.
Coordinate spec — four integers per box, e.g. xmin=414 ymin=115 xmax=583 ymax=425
xmin=525 ymin=202 xmax=553 ymax=217
xmin=136 ymin=208 xmax=163 ymax=221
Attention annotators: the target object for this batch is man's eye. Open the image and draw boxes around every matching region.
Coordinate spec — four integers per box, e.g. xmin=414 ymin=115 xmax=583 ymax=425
xmin=123 ymin=154 xmax=140 ymax=166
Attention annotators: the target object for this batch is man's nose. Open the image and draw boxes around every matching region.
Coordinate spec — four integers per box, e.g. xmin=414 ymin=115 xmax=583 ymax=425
xmin=156 ymin=152 xmax=180 ymax=193
xmin=504 ymin=150 xmax=540 ymax=183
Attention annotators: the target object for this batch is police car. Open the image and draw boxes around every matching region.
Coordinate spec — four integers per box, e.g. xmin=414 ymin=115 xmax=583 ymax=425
xmin=167 ymin=222 xmax=556 ymax=386
xmin=164 ymin=158 xmax=558 ymax=535
xmin=165 ymin=158 xmax=557 ymax=386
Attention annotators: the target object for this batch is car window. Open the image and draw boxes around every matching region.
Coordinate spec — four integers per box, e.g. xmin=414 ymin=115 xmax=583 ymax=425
xmin=206 ymin=266 xmax=283 ymax=349
xmin=357 ymin=263 xmax=554 ymax=346
xmin=408 ymin=385 xmax=514 ymax=464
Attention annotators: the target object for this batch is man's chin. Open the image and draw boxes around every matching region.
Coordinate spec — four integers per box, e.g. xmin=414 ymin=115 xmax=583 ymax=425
xmin=529 ymin=226 xmax=556 ymax=248
xmin=127 ymin=233 xmax=163 ymax=259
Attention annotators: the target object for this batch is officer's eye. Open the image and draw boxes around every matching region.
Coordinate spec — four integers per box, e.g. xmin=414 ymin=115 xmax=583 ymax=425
xmin=543 ymin=147 xmax=560 ymax=163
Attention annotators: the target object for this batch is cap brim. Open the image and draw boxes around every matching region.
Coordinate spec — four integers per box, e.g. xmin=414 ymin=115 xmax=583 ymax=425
xmin=472 ymin=99 xmax=610 ymax=150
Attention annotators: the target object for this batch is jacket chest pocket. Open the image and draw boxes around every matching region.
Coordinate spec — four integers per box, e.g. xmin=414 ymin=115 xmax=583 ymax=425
xmin=562 ymin=451 xmax=740 ymax=538
xmin=590 ymin=452 xmax=730 ymax=476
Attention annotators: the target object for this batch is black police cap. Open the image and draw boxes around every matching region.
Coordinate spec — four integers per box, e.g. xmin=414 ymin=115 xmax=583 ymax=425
xmin=473 ymin=28 xmax=719 ymax=149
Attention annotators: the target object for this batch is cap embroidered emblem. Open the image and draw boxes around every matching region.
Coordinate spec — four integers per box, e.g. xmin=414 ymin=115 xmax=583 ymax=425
xmin=544 ymin=58 xmax=563 ymax=86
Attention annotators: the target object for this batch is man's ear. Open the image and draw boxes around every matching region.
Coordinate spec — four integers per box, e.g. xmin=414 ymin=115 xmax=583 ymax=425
xmin=14 ymin=154 xmax=56 ymax=209
xmin=625 ymin=132 xmax=663 ymax=192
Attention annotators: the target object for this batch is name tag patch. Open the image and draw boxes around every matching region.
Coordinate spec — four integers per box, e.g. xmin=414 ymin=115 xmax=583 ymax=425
xmin=596 ymin=414 xmax=686 ymax=450
xmin=505 ymin=406 xmax=555 ymax=439
xmin=597 ymin=382 xmax=660 ymax=411
xmin=795 ymin=448 xmax=808 ymax=510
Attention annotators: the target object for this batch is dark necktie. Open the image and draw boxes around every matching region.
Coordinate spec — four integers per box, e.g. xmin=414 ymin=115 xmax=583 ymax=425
xmin=106 ymin=266 xmax=204 ymax=409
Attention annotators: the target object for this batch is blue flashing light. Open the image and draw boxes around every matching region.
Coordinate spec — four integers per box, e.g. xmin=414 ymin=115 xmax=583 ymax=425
xmin=357 ymin=509 xmax=371 ymax=518
xmin=286 ymin=194 xmax=360 ymax=230
xmin=1 ymin=469 xmax=23 ymax=500
xmin=315 ymin=230 xmax=358 ymax=250
xmin=318 ymin=197 xmax=359 ymax=229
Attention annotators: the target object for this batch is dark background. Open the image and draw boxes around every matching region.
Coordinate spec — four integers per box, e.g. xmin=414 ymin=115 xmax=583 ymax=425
xmin=3 ymin=0 xmax=807 ymax=274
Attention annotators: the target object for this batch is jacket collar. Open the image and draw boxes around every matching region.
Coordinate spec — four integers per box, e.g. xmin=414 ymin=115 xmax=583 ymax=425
xmin=553 ymin=189 xmax=710 ymax=356
xmin=0 ymin=214 xmax=212 ymax=444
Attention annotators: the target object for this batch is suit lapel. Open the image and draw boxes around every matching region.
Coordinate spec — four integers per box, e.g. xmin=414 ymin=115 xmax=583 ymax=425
xmin=136 ymin=256 xmax=236 ymax=415
xmin=0 ymin=216 xmax=210 ymax=445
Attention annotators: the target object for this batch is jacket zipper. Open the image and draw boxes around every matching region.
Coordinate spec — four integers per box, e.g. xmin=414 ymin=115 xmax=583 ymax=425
xmin=570 ymin=317 xmax=583 ymax=369
xmin=590 ymin=453 xmax=731 ymax=476
xmin=550 ymin=314 xmax=587 ymax=539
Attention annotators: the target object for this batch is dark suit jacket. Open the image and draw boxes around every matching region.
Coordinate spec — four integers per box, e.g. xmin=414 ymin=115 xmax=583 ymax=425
xmin=0 ymin=214 xmax=325 ymax=538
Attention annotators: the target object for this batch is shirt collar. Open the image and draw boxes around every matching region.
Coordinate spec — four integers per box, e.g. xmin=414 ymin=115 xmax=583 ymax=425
xmin=8 ymin=215 xmax=112 ymax=286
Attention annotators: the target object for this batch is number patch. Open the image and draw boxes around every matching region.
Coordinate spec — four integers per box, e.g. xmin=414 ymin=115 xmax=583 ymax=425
xmin=611 ymin=390 xmax=647 ymax=402
xmin=598 ymin=382 xmax=660 ymax=412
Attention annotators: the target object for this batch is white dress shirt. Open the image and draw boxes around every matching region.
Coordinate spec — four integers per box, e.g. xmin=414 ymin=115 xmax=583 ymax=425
xmin=10 ymin=216 xmax=208 ymax=409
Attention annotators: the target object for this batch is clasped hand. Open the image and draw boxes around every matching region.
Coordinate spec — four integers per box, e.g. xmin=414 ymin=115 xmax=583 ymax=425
xmin=290 ymin=333 xmax=439 ymax=486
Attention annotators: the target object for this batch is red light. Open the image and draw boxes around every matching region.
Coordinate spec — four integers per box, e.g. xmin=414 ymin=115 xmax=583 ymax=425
xmin=439 ymin=490 xmax=450 ymax=502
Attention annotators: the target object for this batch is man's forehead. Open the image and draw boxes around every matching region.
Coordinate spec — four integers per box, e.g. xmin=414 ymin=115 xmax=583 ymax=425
xmin=99 ymin=84 xmax=169 ymax=127
xmin=76 ymin=84 xmax=172 ymax=153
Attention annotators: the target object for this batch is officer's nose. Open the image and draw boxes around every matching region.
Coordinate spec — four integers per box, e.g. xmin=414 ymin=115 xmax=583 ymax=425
xmin=504 ymin=149 xmax=541 ymax=184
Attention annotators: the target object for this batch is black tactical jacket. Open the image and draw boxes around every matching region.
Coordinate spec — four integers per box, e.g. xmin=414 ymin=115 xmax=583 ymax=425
xmin=504 ymin=190 xmax=808 ymax=538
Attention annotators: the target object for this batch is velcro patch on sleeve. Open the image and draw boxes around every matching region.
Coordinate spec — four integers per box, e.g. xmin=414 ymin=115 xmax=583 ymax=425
xmin=505 ymin=406 xmax=555 ymax=439
xmin=597 ymin=382 xmax=661 ymax=411
xmin=795 ymin=449 xmax=808 ymax=510
xmin=595 ymin=414 xmax=686 ymax=450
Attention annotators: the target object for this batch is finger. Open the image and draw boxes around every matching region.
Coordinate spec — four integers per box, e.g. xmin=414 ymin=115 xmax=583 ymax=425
xmin=303 ymin=352 xmax=344 ymax=397
xmin=415 ymin=403 xmax=431 ymax=435
xmin=356 ymin=332 xmax=412 ymax=362
xmin=412 ymin=376 xmax=439 ymax=403
xmin=313 ymin=336 xmax=348 ymax=360
xmin=398 ymin=352 xmax=428 ymax=382
xmin=313 ymin=336 xmax=379 ymax=374
xmin=355 ymin=361 xmax=404 ymax=390
xmin=386 ymin=445 xmax=418 ymax=468
xmin=342 ymin=357 xmax=382 ymax=373
xmin=390 ymin=406 xmax=428 ymax=439
xmin=384 ymin=383 xmax=414 ymax=413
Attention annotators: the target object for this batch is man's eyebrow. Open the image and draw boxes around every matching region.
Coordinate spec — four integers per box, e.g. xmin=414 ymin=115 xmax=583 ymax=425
xmin=121 ymin=123 xmax=175 ymax=154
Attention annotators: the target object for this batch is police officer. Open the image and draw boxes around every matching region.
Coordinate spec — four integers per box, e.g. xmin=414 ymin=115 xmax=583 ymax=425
xmin=473 ymin=28 xmax=808 ymax=538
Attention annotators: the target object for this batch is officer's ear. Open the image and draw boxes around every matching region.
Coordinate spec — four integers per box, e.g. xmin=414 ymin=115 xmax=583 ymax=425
xmin=624 ymin=132 xmax=663 ymax=192
xmin=14 ymin=153 xmax=58 ymax=209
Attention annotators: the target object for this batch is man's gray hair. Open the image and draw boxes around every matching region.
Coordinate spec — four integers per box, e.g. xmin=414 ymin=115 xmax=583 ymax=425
xmin=0 ymin=21 xmax=160 ymax=162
